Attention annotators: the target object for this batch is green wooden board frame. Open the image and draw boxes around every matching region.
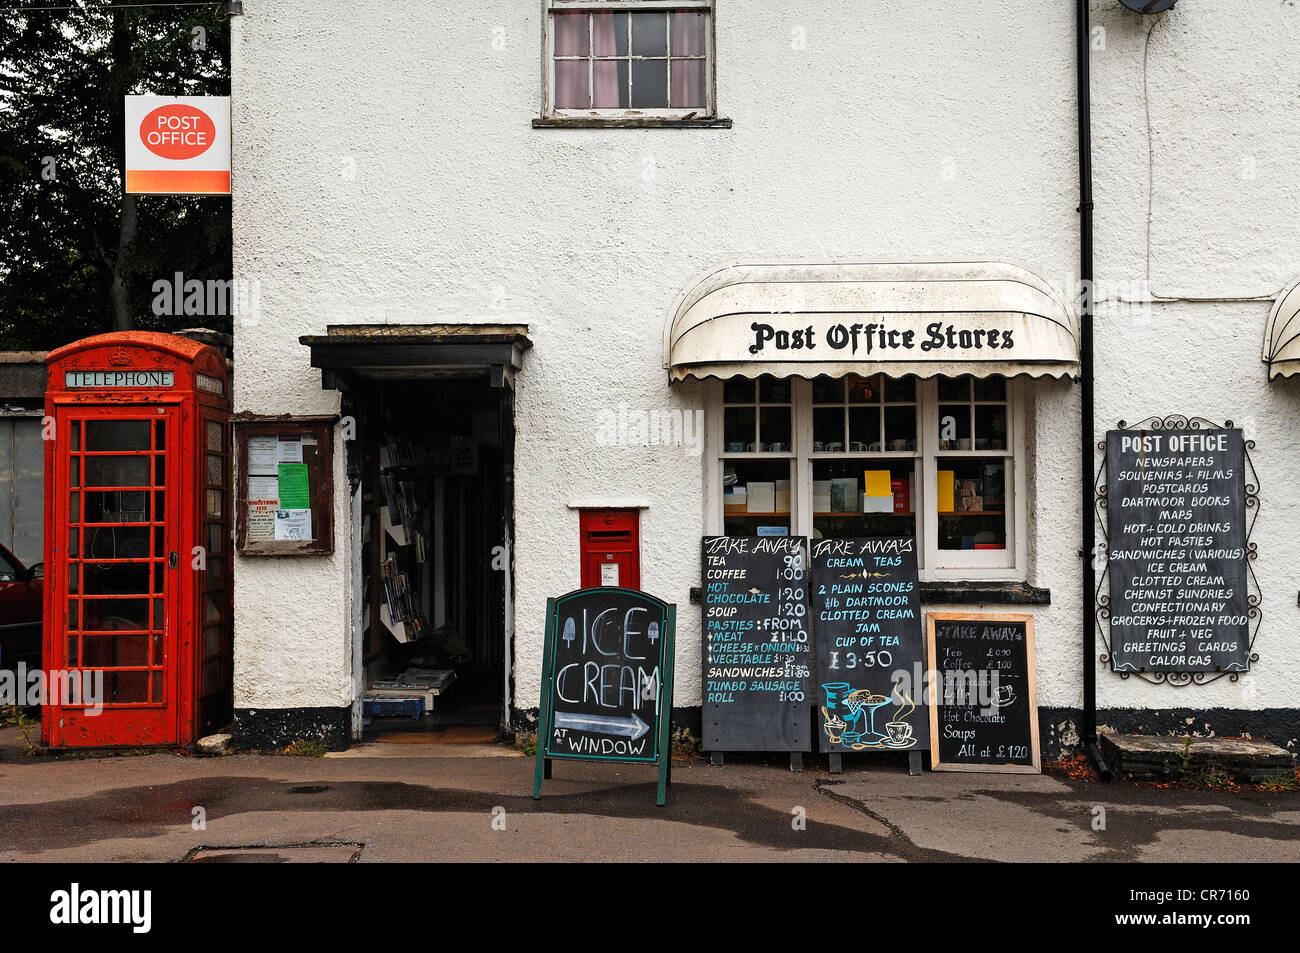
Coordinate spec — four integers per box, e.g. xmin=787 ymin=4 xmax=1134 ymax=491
xmin=533 ymin=588 xmax=676 ymax=806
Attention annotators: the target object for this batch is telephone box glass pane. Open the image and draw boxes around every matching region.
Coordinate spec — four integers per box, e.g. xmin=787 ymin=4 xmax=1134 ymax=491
xmin=207 ymin=421 xmax=223 ymax=452
xmin=208 ymin=523 xmax=223 ymax=555
xmin=81 ymin=598 xmax=150 ymax=631
xmin=104 ymin=671 xmax=149 ymax=704
xmin=85 ymin=456 xmax=150 ymax=487
xmin=207 ymin=454 xmax=224 ymax=487
xmin=85 ymin=420 xmax=149 ymax=451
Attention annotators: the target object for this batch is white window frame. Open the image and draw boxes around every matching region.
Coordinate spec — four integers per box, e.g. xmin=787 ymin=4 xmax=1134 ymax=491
xmin=543 ymin=0 xmax=716 ymax=120
xmin=705 ymin=377 xmax=1029 ymax=582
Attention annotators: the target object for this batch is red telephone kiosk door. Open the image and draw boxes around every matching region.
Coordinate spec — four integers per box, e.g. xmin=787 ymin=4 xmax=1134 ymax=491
xmin=50 ymin=407 xmax=181 ymax=745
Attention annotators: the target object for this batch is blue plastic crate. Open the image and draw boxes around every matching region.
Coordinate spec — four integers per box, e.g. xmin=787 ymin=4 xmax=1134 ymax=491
xmin=362 ymin=695 xmax=425 ymax=720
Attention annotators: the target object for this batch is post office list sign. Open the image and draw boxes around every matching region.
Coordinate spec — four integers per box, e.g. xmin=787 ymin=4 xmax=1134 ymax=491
xmin=1106 ymin=428 xmax=1250 ymax=673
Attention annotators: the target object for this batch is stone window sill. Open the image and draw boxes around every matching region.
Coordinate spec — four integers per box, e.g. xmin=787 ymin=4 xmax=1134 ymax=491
xmin=533 ymin=116 xmax=732 ymax=130
xmin=918 ymin=581 xmax=1051 ymax=606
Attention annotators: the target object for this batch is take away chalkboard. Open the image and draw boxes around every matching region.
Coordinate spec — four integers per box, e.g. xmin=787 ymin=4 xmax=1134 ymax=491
xmin=927 ymin=612 xmax=1039 ymax=774
xmin=533 ymin=587 xmax=676 ymax=806
xmin=811 ymin=537 xmax=928 ymax=761
xmin=1105 ymin=427 xmax=1250 ymax=673
xmin=701 ymin=536 xmax=811 ymax=758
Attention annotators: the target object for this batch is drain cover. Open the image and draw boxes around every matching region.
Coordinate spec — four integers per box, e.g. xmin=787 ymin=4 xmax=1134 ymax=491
xmin=186 ymin=843 xmax=362 ymax=863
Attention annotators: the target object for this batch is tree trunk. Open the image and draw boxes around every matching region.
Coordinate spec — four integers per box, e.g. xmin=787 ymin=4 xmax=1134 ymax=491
xmin=108 ymin=0 xmax=136 ymax=331
xmin=110 ymin=193 xmax=138 ymax=330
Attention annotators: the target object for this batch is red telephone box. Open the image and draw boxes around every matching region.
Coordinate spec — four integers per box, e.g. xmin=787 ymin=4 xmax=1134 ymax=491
xmin=42 ymin=332 xmax=232 ymax=748
xmin=579 ymin=509 xmax=640 ymax=590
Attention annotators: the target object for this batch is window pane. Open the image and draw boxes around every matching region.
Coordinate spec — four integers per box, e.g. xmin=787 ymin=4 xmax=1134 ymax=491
xmin=723 ymin=406 xmax=755 ymax=450
xmin=630 ymin=59 xmax=668 ymax=108
xmin=848 ymin=407 xmax=882 ymax=451
xmin=206 ymin=420 xmax=223 ymax=452
xmin=883 ymin=406 xmax=917 ymax=447
xmin=669 ymin=59 xmax=706 ymax=108
xmin=723 ymin=459 xmax=792 ymax=536
xmin=974 ymin=405 xmax=1008 ymax=451
xmin=847 ymin=374 xmax=879 ymax=403
xmin=938 ymin=405 xmax=971 ymax=447
xmin=723 ymin=377 xmax=754 ymax=403
xmin=554 ymin=60 xmax=590 ymax=108
xmin=885 ymin=377 xmax=916 ymax=402
xmin=671 ymin=11 xmax=707 ymax=56
xmin=813 ymin=459 xmax=916 ymax=539
xmin=937 ymin=457 xmax=1007 ymax=551
xmin=593 ymin=59 xmax=629 ymax=108
xmin=85 ymin=455 xmax=150 ymax=487
xmin=593 ymin=12 xmax=628 ymax=56
xmin=630 ymin=12 xmax=667 ymax=56
xmin=812 ymin=377 xmax=843 ymax=403
xmin=757 ymin=376 xmax=791 ymax=403
xmin=553 ymin=12 xmax=589 ymax=56
xmin=938 ymin=377 xmax=970 ymax=402
xmin=85 ymin=420 xmax=149 ymax=452
xmin=973 ymin=376 xmax=1007 ymax=402
xmin=758 ymin=406 xmax=791 ymax=450
xmin=813 ymin=407 xmax=845 ymax=448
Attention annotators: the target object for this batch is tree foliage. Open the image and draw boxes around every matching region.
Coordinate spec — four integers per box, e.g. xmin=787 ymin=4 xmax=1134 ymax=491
xmin=0 ymin=0 xmax=231 ymax=350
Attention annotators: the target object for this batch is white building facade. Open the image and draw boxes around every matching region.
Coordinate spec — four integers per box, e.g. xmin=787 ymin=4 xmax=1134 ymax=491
xmin=228 ymin=1 xmax=1300 ymax=756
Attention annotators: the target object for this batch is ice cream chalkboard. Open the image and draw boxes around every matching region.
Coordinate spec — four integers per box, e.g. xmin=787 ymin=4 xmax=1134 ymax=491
xmin=810 ymin=537 xmax=928 ymax=755
xmin=1105 ymin=427 xmax=1250 ymax=673
xmin=533 ymin=587 xmax=676 ymax=805
xmin=701 ymin=536 xmax=811 ymax=753
xmin=926 ymin=612 xmax=1040 ymax=773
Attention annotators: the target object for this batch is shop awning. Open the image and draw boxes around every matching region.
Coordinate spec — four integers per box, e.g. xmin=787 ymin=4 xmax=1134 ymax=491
xmin=664 ymin=259 xmax=1079 ymax=382
xmin=300 ymin=324 xmax=531 ymax=390
xmin=1263 ymin=278 xmax=1300 ymax=381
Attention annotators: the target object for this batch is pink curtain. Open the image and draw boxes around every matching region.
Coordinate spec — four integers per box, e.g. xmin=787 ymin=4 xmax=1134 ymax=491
xmin=670 ymin=13 xmax=706 ymax=109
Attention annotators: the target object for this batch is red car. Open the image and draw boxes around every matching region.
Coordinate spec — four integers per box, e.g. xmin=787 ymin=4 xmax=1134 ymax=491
xmin=0 ymin=542 xmax=42 ymax=672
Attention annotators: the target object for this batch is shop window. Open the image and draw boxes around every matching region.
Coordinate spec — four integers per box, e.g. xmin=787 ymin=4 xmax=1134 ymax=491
xmin=711 ymin=375 xmax=1026 ymax=580
xmin=545 ymin=1 xmax=714 ymax=118
xmin=233 ymin=417 xmax=335 ymax=555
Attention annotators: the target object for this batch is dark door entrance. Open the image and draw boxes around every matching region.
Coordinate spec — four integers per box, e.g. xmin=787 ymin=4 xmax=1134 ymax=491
xmin=356 ymin=379 xmax=513 ymax=738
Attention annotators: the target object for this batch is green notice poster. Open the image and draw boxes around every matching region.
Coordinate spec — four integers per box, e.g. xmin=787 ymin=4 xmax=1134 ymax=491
xmin=277 ymin=463 xmax=310 ymax=509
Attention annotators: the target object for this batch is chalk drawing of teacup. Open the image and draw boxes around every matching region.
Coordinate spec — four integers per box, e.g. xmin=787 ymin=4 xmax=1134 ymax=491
xmin=885 ymin=721 xmax=913 ymax=745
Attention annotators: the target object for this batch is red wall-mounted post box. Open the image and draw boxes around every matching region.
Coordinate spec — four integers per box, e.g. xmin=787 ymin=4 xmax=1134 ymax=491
xmin=579 ymin=509 xmax=640 ymax=590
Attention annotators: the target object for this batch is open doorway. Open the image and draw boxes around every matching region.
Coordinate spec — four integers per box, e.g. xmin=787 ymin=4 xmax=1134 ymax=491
xmin=356 ymin=379 xmax=511 ymax=744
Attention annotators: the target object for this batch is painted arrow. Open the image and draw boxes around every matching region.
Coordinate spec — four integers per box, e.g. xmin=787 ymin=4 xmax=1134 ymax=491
xmin=555 ymin=711 xmax=649 ymax=741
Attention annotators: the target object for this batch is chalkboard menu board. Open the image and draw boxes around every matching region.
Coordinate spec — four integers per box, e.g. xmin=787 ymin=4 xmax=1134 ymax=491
xmin=701 ymin=536 xmax=811 ymax=752
xmin=534 ymin=587 xmax=676 ymax=805
xmin=1105 ymin=428 xmax=1249 ymax=673
xmin=810 ymin=537 xmax=928 ymax=755
xmin=927 ymin=613 xmax=1039 ymax=773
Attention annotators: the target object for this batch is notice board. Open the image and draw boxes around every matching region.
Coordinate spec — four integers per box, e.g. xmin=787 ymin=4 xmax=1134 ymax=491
xmin=1105 ymin=427 xmax=1250 ymax=673
xmin=927 ymin=612 xmax=1039 ymax=773
xmin=700 ymin=536 xmax=811 ymax=753
xmin=810 ymin=537 xmax=928 ymax=754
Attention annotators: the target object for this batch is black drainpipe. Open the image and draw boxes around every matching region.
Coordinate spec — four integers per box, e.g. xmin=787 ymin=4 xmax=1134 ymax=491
xmin=1077 ymin=0 xmax=1112 ymax=780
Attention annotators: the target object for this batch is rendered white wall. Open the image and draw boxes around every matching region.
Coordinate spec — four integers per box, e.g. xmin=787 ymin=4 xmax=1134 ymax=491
xmin=230 ymin=1 xmax=1300 ymax=724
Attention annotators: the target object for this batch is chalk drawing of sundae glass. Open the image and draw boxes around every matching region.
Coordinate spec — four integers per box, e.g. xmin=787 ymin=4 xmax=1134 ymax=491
xmin=842 ymin=690 xmax=891 ymax=749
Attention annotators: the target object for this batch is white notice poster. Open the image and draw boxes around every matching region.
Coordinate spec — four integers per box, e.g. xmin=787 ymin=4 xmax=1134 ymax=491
xmin=274 ymin=508 xmax=311 ymax=540
xmin=248 ymin=436 xmax=277 ymax=475
xmin=247 ymin=476 xmax=279 ymax=501
xmin=600 ymin=562 xmax=620 ymax=587
xmin=276 ymin=437 xmax=303 ymax=463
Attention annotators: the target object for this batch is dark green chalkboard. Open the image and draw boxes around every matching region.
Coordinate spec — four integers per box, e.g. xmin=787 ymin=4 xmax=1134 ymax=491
xmin=533 ymin=587 xmax=676 ymax=805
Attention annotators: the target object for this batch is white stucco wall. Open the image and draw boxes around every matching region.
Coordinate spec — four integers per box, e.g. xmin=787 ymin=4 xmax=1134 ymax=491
xmin=230 ymin=1 xmax=1300 ymax=729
